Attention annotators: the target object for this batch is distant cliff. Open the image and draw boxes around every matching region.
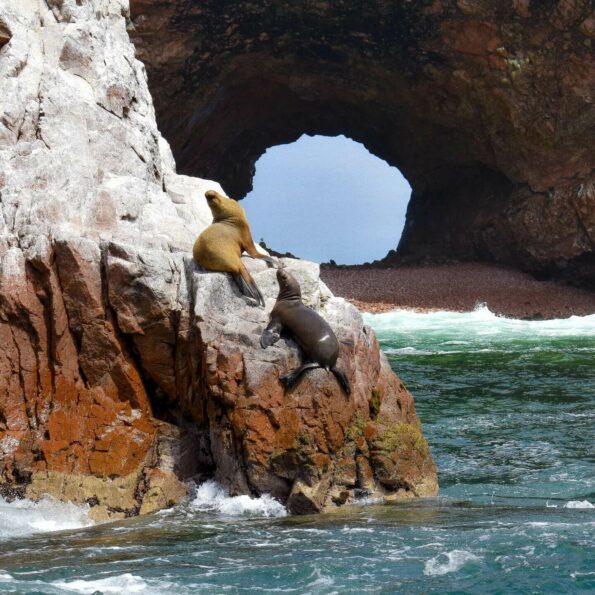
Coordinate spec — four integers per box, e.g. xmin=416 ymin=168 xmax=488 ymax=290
xmin=0 ymin=0 xmax=436 ymax=517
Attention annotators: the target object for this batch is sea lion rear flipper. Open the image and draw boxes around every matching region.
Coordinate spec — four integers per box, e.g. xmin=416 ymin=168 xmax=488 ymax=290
xmin=260 ymin=320 xmax=283 ymax=349
xmin=234 ymin=264 xmax=265 ymax=307
xmin=280 ymin=362 xmax=321 ymax=390
xmin=331 ymin=367 xmax=351 ymax=395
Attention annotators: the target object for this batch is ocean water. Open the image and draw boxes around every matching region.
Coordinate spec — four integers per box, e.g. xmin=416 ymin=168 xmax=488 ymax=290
xmin=0 ymin=306 xmax=593 ymax=594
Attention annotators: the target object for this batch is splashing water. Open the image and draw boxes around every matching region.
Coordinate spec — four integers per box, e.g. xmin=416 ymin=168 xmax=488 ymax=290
xmin=190 ymin=481 xmax=287 ymax=517
xmin=0 ymin=496 xmax=93 ymax=539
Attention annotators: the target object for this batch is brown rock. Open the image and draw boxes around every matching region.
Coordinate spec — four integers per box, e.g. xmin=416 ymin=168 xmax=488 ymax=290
xmin=580 ymin=12 xmax=595 ymax=38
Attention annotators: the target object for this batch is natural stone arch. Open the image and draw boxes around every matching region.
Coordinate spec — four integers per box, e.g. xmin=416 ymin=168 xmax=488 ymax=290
xmin=129 ymin=0 xmax=595 ymax=286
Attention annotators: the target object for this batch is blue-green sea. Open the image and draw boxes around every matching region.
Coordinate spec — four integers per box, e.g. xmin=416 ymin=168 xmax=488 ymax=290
xmin=0 ymin=307 xmax=593 ymax=594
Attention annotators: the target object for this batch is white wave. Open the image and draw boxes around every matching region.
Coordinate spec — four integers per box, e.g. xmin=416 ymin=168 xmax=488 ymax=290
xmin=190 ymin=481 xmax=287 ymax=517
xmin=564 ymin=500 xmax=594 ymax=509
xmin=0 ymin=496 xmax=93 ymax=539
xmin=340 ymin=526 xmax=374 ymax=533
xmin=364 ymin=305 xmax=595 ymax=339
xmin=306 ymin=567 xmax=335 ymax=589
xmin=383 ymin=347 xmax=498 ymax=356
xmin=424 ymin=550 xmax=482 ymax=576
xmin=53 ymin=573 xmax=155 ymax=594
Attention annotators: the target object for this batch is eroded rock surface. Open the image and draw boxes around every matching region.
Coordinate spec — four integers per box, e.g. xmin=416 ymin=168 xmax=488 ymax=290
xmin=0 ymin=0 xmax=436 ymax=515
xmin=130 ymin=0 xmax=595 ymax=287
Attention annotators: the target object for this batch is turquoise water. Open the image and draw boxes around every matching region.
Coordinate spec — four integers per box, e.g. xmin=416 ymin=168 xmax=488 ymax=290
xmin=0 ymin=307 xmax=593 ymax=594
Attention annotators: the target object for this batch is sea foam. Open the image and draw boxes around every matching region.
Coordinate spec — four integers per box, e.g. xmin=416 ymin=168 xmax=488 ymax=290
xmin=190 ymin=481 xmax=287 ymax=517
xmin=424 ymin=550 xmax=482 ymax=576
xmin=564 ymin=500 xmax=594 ymax=509
xmin=53 ymin=573 xmax=155 ymax=594
xmin=364 ymin=305 xmax=595 ymax=339
xmin=0 ymin=496 xmax=93 ymax=539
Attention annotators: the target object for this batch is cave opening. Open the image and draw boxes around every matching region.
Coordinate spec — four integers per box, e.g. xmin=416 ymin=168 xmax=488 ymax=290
xmin=130 ymin=0 xmax=595 ymax=286
xmin=242 ymin=134 xmax=412 ymax=265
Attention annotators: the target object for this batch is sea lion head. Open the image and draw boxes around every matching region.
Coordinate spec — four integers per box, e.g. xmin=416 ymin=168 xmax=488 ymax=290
xmin=277 ymin=268 xmax=302 ymax=301
xmin=204 ymin=190 xmax=245 ymax=221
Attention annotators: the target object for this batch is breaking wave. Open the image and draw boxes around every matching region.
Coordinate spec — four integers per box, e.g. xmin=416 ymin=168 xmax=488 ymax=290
xmin=190 ymin=481 xmax=287 ymax=518
xmin=0 ymin=496 xmax=93 ymax=539
xmin=424 ymin=549 xmax=482 ymax=576
xmin=364 ymin=305 xmax=595 ymax=339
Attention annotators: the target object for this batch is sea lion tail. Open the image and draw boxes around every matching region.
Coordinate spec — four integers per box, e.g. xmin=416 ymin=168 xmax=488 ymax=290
xmin=234 ymin=264 xmax=265 ymax=307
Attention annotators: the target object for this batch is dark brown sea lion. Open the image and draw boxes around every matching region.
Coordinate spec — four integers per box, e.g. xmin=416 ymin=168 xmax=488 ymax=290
xmin=261 ymin=269 xmax=351 ymax=394
xmin=193 ymin=190 xmax=274 ymax=306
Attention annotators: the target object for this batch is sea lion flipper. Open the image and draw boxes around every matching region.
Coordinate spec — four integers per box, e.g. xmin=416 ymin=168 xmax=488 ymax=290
xmin=260 ymin=320 xmax=283 ymax=349
xmin=234 ymin=264 xmax=265 ymax=307
xmin=262 ymin=255 xmax=277 ymax=268
xmin=331 ymin=367 xmax=351 ymax=395
xmin=280 ymin=362 xmax=321 ymax=390
xmin=243 ymin=239 xmax=277 ymax=268
xmin=244 ymin=252 xmax=277 ymax=268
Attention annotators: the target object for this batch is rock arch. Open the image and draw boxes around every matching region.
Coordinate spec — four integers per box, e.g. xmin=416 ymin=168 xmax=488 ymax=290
xmin=130 ymin=0 xmax=595 ymax=286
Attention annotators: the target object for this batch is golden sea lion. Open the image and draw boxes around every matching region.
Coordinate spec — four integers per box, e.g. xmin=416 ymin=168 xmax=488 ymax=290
xmin=193 ymin=190 xmax=274 ymax=306
xmin=260 ymin=269 xmax=351 ymax=394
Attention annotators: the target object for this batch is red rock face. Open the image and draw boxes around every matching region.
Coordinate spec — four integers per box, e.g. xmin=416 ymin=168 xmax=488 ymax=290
xmin=0 ymin=237 xmax=437 ymax=515
xmin=0 ymin=241 xmax=162 ymax=512
xmin=129 ymin=0 xmax=595 ymax=287
xmin=102 ymin=247 xmax=437 ymax=513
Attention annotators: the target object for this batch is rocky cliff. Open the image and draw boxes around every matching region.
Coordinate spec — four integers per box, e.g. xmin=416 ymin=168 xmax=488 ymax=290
xmin=0 ymin=0 xmax=436 ymax=517
xmin=129 ymin=0 xmax=595 ymax=287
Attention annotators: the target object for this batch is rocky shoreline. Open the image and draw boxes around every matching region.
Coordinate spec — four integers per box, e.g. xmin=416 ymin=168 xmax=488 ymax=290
xmin=321 ymin=263 xmax=595 ymax=320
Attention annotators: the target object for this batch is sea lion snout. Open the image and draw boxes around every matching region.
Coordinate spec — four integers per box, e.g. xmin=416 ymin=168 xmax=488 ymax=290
xmin=205 ymin=190 xmax=218 ymax=201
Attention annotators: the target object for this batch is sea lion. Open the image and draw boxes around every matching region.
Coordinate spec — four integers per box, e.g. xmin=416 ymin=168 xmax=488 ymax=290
xmin=261 ymin=269 xmax=351 ymax=394
xmin=193 ymin=190 xmax=274 ymax=306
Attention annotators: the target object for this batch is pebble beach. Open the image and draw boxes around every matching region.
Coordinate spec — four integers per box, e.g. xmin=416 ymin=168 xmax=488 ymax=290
xmin=321 ymin=263 xmax=595 ymax=319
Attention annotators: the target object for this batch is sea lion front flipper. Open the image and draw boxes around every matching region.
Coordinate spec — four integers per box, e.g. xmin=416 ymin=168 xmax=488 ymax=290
xmin=260 ymin=319 xmax=284 ymax=349
xmin=331 ymin=367 xmax=351 ymax=395
xmin=242 ymin=240 xmax=277 ymax=268
xmin=244 ymin=252 xmax=277 ymax=267
xmin=234 ymin=263 xmax=265 ymax=307
xmin=261 ymin=255 xmax=277 ymax=268
xmin=280 ymin=362 xmax=321 ymax=390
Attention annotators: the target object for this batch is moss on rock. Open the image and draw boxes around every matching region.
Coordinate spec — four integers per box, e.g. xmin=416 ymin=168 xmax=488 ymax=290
xmin=377 ymin=422 xmax=430 ymax=460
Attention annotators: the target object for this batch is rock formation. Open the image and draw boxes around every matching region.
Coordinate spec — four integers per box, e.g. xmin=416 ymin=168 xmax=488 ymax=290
xmin=129 ymin=0 xmax=595 ymax=288
xmin=0 ymin=0 xmax=436 ymax=517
